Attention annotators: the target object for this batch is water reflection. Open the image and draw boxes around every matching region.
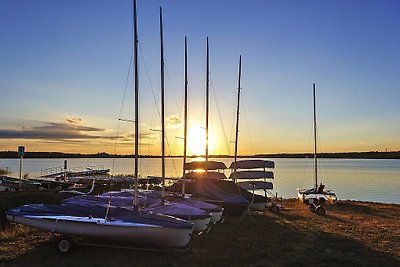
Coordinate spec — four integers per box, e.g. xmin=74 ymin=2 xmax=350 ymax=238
xmin=1 ymin=157 xmax=399 ymax=204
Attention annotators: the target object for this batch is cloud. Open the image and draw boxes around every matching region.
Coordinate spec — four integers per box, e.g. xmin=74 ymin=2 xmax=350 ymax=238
xmin=0 ymin=118 xmax=107 ymax=140
xmin=167 ymin=114 xmax=182 ymax=128
xmin=66 ymin=117 xmax=83 ymax=124
xmin=0 ymin=117 xmax=161 ymax=146
xmin=358 ymin=141 xmax=368 ymax=146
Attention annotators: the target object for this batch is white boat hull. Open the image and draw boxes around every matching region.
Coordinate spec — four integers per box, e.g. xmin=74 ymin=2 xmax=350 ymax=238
xmin=249 ymin=201 xmax=268 ymax=211
xmin=297 ymin=189 xmax=337 ymax=204
xmin=209 ymin=211 xmax=223 ymax=224
xmin=7 ymin=215 xmax=193 ymax=248
xmin=192 ymin=217 xmax=211 ymax=232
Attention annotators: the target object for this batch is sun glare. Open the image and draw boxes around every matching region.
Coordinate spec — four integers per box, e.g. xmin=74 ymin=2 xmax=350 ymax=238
xmin=187 ymin=125 xmax=217 ymax=156
xmin=187 ymin=126 xmax=205 ymax=156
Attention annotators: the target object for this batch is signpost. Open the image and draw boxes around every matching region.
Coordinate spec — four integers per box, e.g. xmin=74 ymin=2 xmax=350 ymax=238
xmin=64 ymin=159 xmax=68 ymax=179
xmin=18 ymin=146 xmax=25 ymax=191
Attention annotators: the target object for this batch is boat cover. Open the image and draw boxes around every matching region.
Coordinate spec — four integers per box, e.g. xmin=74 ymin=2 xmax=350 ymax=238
xmin=183 ymin=172 xmax=227 ymax=180
xmin=228 ymin=171 xmax=274 ymax=180
xmin=207 ymin=179 xmax=268 ymax=204
xmin=66 ymin=193 xmax=210 ymax=220
xmin=6 ymin=203 xmax=193 ymax=229
xmin=184 ymin=161 xmax=227 ymax=171
xmin=229 ymin=159 xmax=275 ymax=169
xmin=174 ymin=198 xmax=222 ymax=213
xmin=147 ymin=202 xmax=211 ymax=220
xmin=237 ymin=181 xmax=273 ymax=190
xmin=193 ymin=179 xmax=249 ymax=207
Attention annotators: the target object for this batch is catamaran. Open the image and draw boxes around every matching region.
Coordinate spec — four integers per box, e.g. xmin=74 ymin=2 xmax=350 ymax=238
xmin=297 ymin=84 xmax=337 ymax=204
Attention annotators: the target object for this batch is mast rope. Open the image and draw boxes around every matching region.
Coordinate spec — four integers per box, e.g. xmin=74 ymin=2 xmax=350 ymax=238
xmin=210 ymin=75 xmax=230 ymax=155
xmin=111 ymin=47 xmax=134 ymax=175
xmin=138 ymin=43 xmax=179 ymax=178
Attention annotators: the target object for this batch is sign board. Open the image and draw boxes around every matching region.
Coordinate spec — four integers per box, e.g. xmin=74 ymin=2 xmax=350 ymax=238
xmin=17 ymin=146 xmax=25 ymax=157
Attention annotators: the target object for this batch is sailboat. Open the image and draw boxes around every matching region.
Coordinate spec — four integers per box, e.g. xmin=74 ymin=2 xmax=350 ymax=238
xmin=6 ymin=0 xmax=194 ymax=252
xmin=297 ymin=84 xmax=337 ymax=205
xmin=58 ymin=8 xmax=213 ymax=234
xmin=170 ymin=36 xmax=224 ymax=225
xmin=132 ymin=8 xmax=212 ymax=233
xmin=171 ymin=40 xmax=249 ymax=217
xmin=227 ymin=56 xmax=278 ymax=212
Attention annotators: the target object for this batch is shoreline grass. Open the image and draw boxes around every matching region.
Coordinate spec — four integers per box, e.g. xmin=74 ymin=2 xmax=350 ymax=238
xmin=0 ymin=199 xmax=399 ymax=266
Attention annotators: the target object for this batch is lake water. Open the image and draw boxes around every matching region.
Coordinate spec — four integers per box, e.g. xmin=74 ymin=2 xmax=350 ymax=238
xmin=1 ymin=158 xmax=399 ymax=204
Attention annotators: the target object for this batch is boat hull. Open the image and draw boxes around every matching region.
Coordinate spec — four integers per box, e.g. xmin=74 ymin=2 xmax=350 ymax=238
xmin=297 ymin=189 xmax=337 ymax=204
xmin=191 ymin=217 xmax=211 ymax=232
xmin=7 ymin=214 xmax=193 ymax=248
xmin=249 ymin=201 xmax=267 ymax=211
xmin=209 ymin=210 xmax=223 ymax=224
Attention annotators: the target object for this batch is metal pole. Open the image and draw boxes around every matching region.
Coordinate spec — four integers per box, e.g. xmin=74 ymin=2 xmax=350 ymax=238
xmin=233 ymin=55 xmax=242 ymax=183
xmin=133 ymin=0 xmax=139 ymax=208
xmin=205 ymin=37 xmax=209 ymax=174
xmin=313 ymin=83 xmax=318 ymax=190
xmin=182 ymin=36 xmax=188 ymax=195
xmin=19 ymin=156 xmax=22 ymax=191
xmin=159 ymin=6 xmax=166 ymax=201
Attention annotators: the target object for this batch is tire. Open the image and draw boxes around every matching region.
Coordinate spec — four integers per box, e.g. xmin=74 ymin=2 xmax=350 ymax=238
xmin=318 ymin=197 xmax=326 ymax=204
xmin=309 ymin=203 xmax=316 ymax=212
xmin=270 ymin=204 xmax=280 ymax=214
xmin=315 ymin=205 xmax=326 ymax=216
xmin=56 ymin=237 xmax=73 ymax=254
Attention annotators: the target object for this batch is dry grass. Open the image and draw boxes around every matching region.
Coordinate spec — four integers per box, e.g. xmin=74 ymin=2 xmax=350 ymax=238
xmin=0 ymin=200 xmax=399 ymax=267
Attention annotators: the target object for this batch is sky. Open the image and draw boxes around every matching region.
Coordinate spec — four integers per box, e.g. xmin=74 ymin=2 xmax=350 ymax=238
xmin=0 ymin=0 xmax=399 ymax=156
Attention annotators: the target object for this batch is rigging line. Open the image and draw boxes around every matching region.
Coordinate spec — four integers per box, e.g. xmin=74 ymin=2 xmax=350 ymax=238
xmin=137 ymin=44 xmax=178 ymax=176
xmin=164 ymin=65 xmax=182 ymax=115
xmin=229 ymin=89 xmax=238 ymax=156
xmin=301 ymin=117 xmax=314 ymax=188
xmin=138 ymin=42 xmax=160 ymax=177
xmin=163 ymin=66 xmax=181 ymax=174
xmin=210 ymin=74 xmax=231 ymax=155
xmin=138 ymin=42 xmax=161 ymax=118
xmin=316 ymin=127 xmax=329 ymax=184
xmin=241 ymin=97 xmax=254 ymax=154
xmin=112 ymin=49 xmax=134 ymax=174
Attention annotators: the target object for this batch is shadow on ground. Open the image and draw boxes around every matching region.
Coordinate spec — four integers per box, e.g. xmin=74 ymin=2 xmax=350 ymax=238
xmin=1 ymin=211 xmax=399 ymax=267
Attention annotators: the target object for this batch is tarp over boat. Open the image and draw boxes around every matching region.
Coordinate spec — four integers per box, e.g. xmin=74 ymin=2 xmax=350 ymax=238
xmin=65 ymin=193 xmax=210 ymax=221
xmin=184 ymin=161 xmax=227 ymax=171
xmin=183 ymin=172 xmax=227 ymax=180
xmin=237 ymin=181 xmax=273 ymax=190
xmin=229 ymin=159 xmax=275 ymax=169
xmin=7 ymin=203 xmax=193 ymax=229
xmin=192 ymin=179 xmax=249 ymax=216
xmin=228 ymin=171 xmax=274 ymax=180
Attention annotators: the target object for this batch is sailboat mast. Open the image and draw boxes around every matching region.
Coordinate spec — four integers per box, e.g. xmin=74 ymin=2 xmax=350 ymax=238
xmin=133 ymin=0 xmax=139 ymax=208
xmin=233 ymin=56 xmax=242 ymax=182
xmin=182 ymin=36 xmax=188 ymax=194
xmin=313 ymin=83 xmax=318 ymax=190
xmin=205 ymin=37 xmax=209 ymax=171
xmin=159 ymin=7 xmax=165 ymax=200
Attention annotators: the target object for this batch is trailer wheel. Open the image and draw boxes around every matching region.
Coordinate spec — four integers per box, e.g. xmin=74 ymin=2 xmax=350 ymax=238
xmin=315 ymin=205 xmax=326 ymax=216
xmin=309 ymin=203 xmax=316 ymax=212
xmin=270 ymin=204 xmax=280 ymax=214
xmin=56 ymin=237 xmax=73 ymax=254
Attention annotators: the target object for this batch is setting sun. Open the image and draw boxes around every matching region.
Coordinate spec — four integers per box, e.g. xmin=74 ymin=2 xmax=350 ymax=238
xmin=187 ymin=126 xmax=205 ymax=156
xmin=186 ymin=125 xmax=217 ymax=156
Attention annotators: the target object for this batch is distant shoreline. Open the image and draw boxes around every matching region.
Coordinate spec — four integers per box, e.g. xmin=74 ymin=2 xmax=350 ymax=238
xmin=0 ymin=151 xmax=399 ymax=159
